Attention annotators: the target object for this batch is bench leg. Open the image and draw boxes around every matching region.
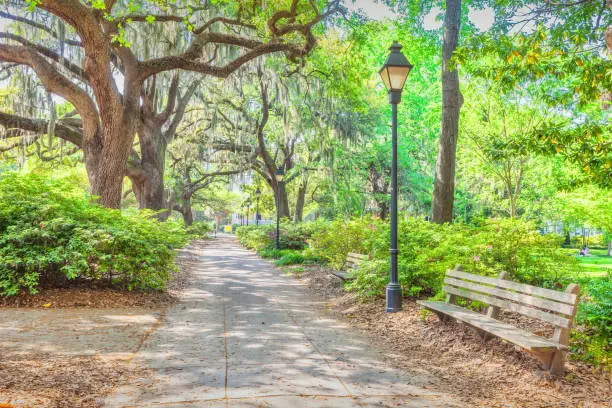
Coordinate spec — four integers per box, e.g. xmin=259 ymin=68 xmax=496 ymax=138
xmin=531 ymin=350 xmax=566 ymax=376
xmin=549 ymin=351 xmax=566 ymax=376
xmin=475 ymin=329 xmax=493 ymax=343
xmin=432 ymin=311 xmax=450 ymax=323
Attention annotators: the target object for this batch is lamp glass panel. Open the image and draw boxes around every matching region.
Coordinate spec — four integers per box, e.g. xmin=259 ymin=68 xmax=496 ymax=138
xmin=275 ymin=174 xmax=284 ymax=182
xmin=388 ymin=66 xmax=411 ymax=90
xmin=379 ymin=67 xmax=391 ymax=91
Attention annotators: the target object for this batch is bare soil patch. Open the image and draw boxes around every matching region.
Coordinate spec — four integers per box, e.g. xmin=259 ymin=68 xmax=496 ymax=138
xmin=0 ymin=241 xmax=205 ymax=408
xmin=286 ymin=263 xmax=612 ymax=407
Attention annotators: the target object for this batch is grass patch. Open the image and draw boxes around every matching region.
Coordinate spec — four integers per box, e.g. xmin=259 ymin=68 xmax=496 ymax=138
xmin=561 ymin=248 xmax=612 ymax=277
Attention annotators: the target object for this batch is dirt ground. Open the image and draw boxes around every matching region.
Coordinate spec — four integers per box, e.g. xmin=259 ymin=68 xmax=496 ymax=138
xmin=286 ymin=263 xmax=611 ymax=408
xmin=0 ymin=242 xmax=202 ymax=408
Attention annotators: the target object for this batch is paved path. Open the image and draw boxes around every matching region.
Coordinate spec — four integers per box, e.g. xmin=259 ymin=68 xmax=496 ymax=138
xmin=107 ymin=237 xmax=460 ymax=407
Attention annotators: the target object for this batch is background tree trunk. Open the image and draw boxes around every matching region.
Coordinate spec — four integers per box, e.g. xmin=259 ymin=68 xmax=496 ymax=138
xmin=182 ymin=201 xmax=194 ymax=226
xmin=136 ymin=124 xmax=167 ymax=210
xmin=277 ymin=182 xmax=291 ymax=219
xmin=432 ymin=0 xmax=463 ymax=224
xmin=294 ymin=178 xmax=308 ymax=223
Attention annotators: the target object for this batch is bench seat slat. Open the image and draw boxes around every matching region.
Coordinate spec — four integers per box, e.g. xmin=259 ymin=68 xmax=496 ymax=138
xmin=417 ymin=300 xmax=567 ymax=351
xmin=447 ymin=269 xmax=577 ymax=305
xmin=346 ymin=253 xmax=368 ymax=262
xmin=443 ymin=285 xmax=571 ymax=328
xmin=331 ymin=271 xmax=354 ymax=280
xmin=444 ymin=277 xmax=575 ymax=315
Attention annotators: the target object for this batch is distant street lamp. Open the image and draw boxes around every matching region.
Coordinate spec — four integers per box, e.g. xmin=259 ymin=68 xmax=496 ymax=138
xmin=255 ymin=187 xmax=261 ymax=226
xmin=275 ymin=166 xmax=285 ymax=250
xmin=379 ymin=41 xmax=412 ymax=313
xmin=246 ymin=197 xmax=251 ymax=226
xmin=240 ymin=203 xmax=244 ymax=226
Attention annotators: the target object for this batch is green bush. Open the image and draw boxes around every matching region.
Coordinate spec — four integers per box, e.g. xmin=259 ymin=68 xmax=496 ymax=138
xmin=258 ymin=248 xmax=294 ymax=259
xmin=0 ymin=172 xmax=189 ymax=295
xmin=309 ymin=218 xmax=378 ymax=269
xmin=235 ymin=225 xmax=274 ymax=250
xmin=185 ymin=222 xmax=212 ymax=239
xmin=309 ymin=217 xmax=579 ymax=298
xmin=275 ymin=252 xmax=305 ymax=265
xmin=572 ymin=277 xmax=612 ymax=370
xmin=236 ymin=221 xmax=321 ymax=251
xmin=274 ymin=251 xmax=322 ymax=266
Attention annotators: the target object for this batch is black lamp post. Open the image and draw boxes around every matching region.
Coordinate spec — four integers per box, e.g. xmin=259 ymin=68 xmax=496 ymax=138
xmin=379 ymin=41 xmax=413 ymax=313
xmin=240 ymin=203 xmax=244 ymax=226
xmin=275 ymin=166 xmax=284 ymax=250
xmin=255 ymin=187 xmax=261 ymax=226
xmin=246 ymin=197 xmax=251 ymax=226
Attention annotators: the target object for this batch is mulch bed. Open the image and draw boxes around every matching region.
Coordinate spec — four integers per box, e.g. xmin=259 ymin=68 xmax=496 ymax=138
xmin=285 ymin=263 xmax=612 ymax=407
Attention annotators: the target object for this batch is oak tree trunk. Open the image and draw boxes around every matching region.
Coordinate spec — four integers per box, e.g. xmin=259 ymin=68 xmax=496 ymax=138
xmin=88 ymin=116 xmax=137 ymax=208
xmin=182 ymin=201 xmax=194 ymax=226
xmin=131 ymin=123 xmax=166 ymax=210
xmin=294 ymin=179 xmax=308 ymax=223
xmin=432 ymin=0 xmax=463 ymax=224
xmin=277 ymin=182 xmax=290 ymax=219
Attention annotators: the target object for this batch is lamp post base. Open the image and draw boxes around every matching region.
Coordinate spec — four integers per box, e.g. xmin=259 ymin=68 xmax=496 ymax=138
xmin=385 ymin=283 xmax=403 ymax=313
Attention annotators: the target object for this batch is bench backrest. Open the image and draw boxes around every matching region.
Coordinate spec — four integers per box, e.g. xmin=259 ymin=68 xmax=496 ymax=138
xmin=443 ymin=267 xmax=580 ymax=334
xmin=345 ymin=252 xmax=368 ymax=269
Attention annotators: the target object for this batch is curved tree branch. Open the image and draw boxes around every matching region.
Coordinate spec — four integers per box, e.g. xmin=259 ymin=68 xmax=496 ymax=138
xmin=0 ymin=111 xmax=83 ymax=147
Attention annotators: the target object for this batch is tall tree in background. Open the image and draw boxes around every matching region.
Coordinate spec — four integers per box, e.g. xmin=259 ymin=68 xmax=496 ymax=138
xmin=432 ymin=0 xmax=462 ymax=223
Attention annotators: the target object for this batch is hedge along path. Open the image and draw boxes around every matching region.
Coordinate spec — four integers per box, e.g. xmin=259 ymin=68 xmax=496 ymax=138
xmin=107 ymin=236 xmax=462 ymax=407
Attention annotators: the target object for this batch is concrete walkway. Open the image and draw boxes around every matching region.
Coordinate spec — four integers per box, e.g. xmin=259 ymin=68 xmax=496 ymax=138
xmin=106 ymin=237 xmax=460 ymax=407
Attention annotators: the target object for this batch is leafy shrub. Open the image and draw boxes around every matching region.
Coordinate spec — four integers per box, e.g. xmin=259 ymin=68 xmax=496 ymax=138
xmin=235 ymin=225 xmax=274 ymax=250
xmin=275 ymin=251 xmax=316 ymax=266
xmin=0 ymin=172 xmax=189 ymax=295
xmin=310 ymin=217 xmax=578 ymax=298
xmin=185 ymin=222 xmax=212 ymax=239
xmin=309 ymin=218 xmax=378 ymax=269
xmin=275 ymin=252 xmax=305 ymax=265
xmin=236 ymin=221 xmax=321 ymax=251
xmin=258 ymin=248 xmax=294 ymax=259
xmin=572 ymin=277 xmax=612 ymax=371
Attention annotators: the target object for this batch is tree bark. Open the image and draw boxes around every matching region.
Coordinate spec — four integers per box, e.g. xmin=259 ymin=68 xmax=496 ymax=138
xmin=607 ymin=240 xmax=611 ymax=256
xmin=432 ymin=0 xmax=463 ymax=224
xmin=182 ymin=197 xmax=194 ymax=226
xmin=294 ymin=178 xmax=307 ymax=223
xmin=132 ymin=122 xmax=167 ymax=210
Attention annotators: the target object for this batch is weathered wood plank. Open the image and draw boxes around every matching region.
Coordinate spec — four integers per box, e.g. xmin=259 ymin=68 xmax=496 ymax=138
xmin=444 ymin=277 xmax=575 ymax=315
xmin=443 ymin=285 xmax=571 ymax=328
xmin=331 ymin=271 xmax=354 ymax=280
xmin=417 ymin=300 xmax=566 ymax=351
xmin=347 ymin=252 xmax=368 ymax=260
xmin=447 ymin=269 xmax=577 ymax=304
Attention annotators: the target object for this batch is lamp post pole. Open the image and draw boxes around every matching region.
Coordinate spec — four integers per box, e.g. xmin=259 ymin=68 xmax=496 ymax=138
xmin=275 ymin=167 xmax=284 ymax=250
xmin=255 ymin=187 xmax=261 ymax=226
xmin=387 ymin=96 xmax=401 ymax=313
xmin=379 ymin=41 xmax=412 ymax=313
xmin=246 ymin=198 xmax=251 ymax=226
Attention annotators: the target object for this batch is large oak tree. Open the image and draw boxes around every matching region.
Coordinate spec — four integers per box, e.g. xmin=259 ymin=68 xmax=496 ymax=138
xmin=0 ymin=0 xmax=335 ymax=208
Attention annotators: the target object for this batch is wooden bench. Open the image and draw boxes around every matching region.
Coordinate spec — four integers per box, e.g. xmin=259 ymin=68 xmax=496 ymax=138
xmin=417 ymin=266 xmax=580 ymax=375
xmin=331 ymin=252 xmax=368 ymax=280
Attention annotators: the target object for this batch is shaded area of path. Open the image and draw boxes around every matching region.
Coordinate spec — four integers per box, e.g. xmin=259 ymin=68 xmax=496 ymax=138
xmin=107 ymin=236 xmax=461 ymax=407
